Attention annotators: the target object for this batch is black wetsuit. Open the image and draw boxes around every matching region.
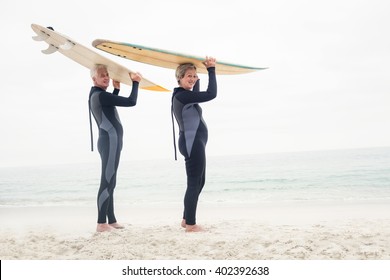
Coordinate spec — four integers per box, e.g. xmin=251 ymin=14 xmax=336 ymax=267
xmin=172 ymin=67 xmax=217 ymax=225
xmin=89 ymin=83 xmax=138 ymax=224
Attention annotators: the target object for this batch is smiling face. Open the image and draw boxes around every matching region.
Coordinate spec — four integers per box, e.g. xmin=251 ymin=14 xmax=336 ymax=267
xmin=176 ymin=63 xmax=198 ymax=90
xmin=179 ymin=68 xmax=198 ymax=90
xmin=92 ymin=66 xmax=110 ymax=90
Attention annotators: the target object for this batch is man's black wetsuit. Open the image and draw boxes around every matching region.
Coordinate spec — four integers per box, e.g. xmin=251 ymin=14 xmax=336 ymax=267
xmin=89 ymin=83 xmax=138 ymax=224
xmin=172 ymin=67 xmax=217 ymax=225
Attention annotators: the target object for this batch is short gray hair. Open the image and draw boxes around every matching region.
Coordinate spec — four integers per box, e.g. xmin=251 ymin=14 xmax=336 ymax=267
xmin=90 ymin=64 xmax=107 ymax=78
xmin=175 ymin=63 xmax=196 ymax=84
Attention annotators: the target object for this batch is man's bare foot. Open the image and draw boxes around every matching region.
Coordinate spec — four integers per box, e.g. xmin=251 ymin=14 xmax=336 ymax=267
xmin=185 ymin=224 xmax=204 ymax=232
xmin=109 ymin=222 xmax=125 ymax=229
xmin=96 ymin=223 xmax=114 ymax=232
xmin=181 ymin=219 xmax=186 ymax=228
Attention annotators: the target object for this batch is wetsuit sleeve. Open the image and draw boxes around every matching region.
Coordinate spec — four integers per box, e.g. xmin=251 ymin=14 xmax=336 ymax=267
xmin=99 ymin=81 xmax=139 ymax=107
xmin=176 ymin=67 xmax=216 ymax=104
xmin=193 ymin=79 xmax=200 ymax=92
xmin=113 ymin=88 xmax=120 ymax=96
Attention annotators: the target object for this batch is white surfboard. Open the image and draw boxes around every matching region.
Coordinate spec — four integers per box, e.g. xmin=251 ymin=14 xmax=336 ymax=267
xmin=31 ymin=24 xmax=168 ymax=92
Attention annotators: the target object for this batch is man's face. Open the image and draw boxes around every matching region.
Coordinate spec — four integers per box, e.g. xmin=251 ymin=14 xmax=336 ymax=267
xmin=93 ymin=68 xmax=110 ymax=90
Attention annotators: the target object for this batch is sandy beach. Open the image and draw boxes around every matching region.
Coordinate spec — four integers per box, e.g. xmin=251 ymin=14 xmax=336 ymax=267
xmin=1 ymin=201 xmax=390 ymax=260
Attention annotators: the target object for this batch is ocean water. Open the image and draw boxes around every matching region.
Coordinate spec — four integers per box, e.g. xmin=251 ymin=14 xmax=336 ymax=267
xmin=0 ymin=147 xmax=389 ymax=208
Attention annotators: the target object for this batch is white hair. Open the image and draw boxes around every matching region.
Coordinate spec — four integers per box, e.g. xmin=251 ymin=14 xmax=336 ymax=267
xmin=90 ymin=64 xmax=108 ymax=78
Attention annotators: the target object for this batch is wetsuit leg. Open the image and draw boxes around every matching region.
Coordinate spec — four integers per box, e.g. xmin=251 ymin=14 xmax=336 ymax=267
xmin=106 ymin=176 xmax=117 ymax=223
xmin=180 ymin=135 xmax=207 ymax=225
xmin=96 ymin=135 xmax=121 ymax=224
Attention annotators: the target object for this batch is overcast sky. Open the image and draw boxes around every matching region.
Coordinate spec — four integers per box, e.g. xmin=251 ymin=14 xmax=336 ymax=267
xmin=1 ymin=0 xmax=389 ymax=167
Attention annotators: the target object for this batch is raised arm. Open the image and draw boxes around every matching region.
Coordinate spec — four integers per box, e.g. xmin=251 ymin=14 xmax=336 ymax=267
xmin=177 ymin=67 xmax=217 ymax=104
xmin=99 ymin=72 xmax=142 ymax=107
xmin=112 ymin=80 xmax=120 ymax=96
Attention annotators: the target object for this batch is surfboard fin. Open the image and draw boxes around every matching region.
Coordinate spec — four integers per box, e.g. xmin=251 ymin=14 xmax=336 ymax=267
xmin=32 ymin=32 xmax=49 ymax=41
xmin=41 ymin=44 xmax=59 ymax=54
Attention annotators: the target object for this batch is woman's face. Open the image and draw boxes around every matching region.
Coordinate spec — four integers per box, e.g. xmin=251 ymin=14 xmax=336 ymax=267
xmin=179 ymin=69 xmax=198 ymax=90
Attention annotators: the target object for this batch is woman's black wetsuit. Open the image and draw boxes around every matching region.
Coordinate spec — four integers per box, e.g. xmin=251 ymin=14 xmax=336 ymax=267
xmin=172 ymin=67 xmax=217 ymax=225
xmin=89 ymin=83 xmax=138 ymax=224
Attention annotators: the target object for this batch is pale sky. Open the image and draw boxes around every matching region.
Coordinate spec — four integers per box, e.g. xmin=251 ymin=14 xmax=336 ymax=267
xmin=1 ymin=0 xmax=389 ymax=167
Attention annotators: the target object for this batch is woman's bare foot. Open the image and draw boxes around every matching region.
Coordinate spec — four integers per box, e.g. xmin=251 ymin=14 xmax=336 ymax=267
xmin=96 ymin=223 xmax=114 ymax=232
xmin=181 ymin=219 xmax=186 ymax=228
xmin=185 ymin=224 xmax=204 ymax=232
xmin=109 ymin=222 xmax=125 ymax=229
